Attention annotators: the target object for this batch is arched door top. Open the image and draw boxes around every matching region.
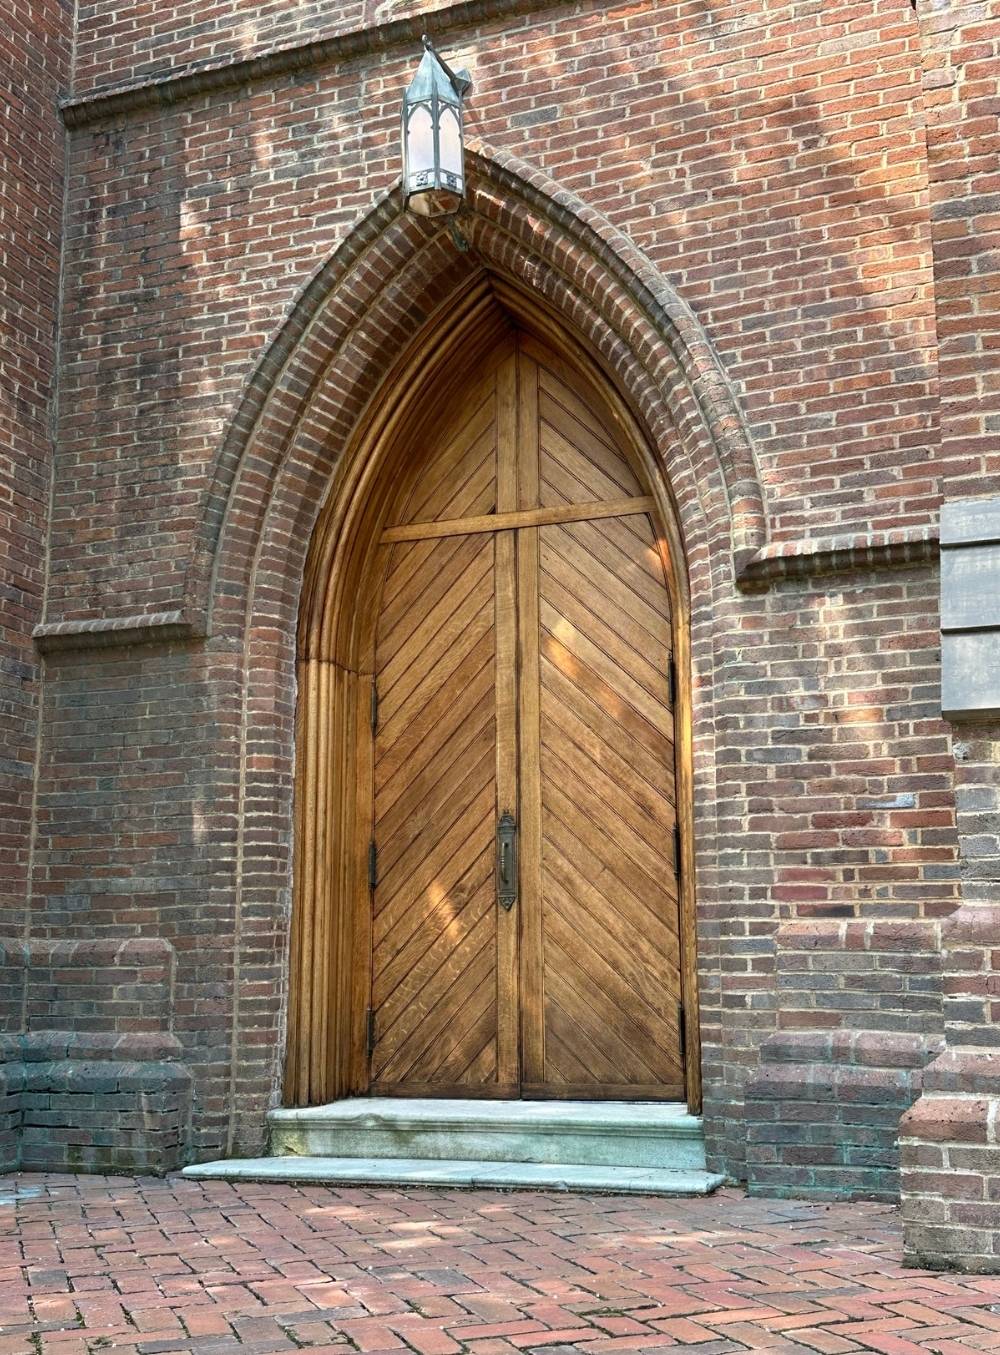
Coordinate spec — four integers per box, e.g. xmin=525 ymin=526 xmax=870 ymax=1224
xmin=198 ymin=145 xmax=764 ymax=645
xmin=287 ymin=307 xmax=700 ymax=1111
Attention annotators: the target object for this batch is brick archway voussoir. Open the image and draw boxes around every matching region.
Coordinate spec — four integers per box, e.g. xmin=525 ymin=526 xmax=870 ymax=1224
xmin=202 ymin=147 xmax=764 ymax=636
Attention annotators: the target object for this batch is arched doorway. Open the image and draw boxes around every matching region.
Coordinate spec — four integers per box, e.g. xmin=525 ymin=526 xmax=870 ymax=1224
xmin=287 ymin=281 xmax=698 ymax=1110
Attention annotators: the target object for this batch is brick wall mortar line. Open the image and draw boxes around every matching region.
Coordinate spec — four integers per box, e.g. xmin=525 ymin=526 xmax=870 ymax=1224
xmin=60 ymin=0 xmax=591 ymax=128
xmin=227 ymin=639 xmax=250 ymax=1157
xmin=23 ymin=0 xmax=82 ymax=1031
xmin=29 ymin=526 xmax=942 ymax=660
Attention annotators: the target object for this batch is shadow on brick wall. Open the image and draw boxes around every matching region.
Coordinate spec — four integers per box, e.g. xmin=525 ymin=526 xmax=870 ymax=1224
xmin=0 ymin=937 xmax=192 ymax=1174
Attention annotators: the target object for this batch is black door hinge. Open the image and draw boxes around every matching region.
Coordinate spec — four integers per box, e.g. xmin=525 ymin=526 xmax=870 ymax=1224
xmin=366 ymin=1006 xmax=377 ymax=1056
xmin=678 ymin=1000 xmax=687 ymax=1063
xmin=673 ymin=822 xmax=682 ymax=879
xmin=668 ymin=655 xmax=677 ymax=709
xmin=370 ymin=679 xmax=379 ymax=734
xmin=368 ymin=839 xmax=378 ymax=891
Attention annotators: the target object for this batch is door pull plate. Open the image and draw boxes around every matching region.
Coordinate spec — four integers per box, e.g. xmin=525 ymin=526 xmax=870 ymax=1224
xmin=497 ymin=811 xmax=518 ymax=911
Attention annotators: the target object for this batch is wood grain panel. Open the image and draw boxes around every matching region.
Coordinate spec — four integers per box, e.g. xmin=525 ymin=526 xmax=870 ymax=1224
xmin=367 ymin=333 xmax=685 ymax=1102
xmin=536 ymin=363 xmax=644 ymax=508
xmin=388 ymin=376 xmax=498 ymax=527
xmin=525 ymin=505 xmax=684 ymax=1095
xmin=370 ymin=521 xmax=504 ymax=1095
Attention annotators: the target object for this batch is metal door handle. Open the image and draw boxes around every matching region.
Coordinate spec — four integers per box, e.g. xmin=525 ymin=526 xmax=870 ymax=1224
xmin=497 ymin=811 xmax=517 ymax=911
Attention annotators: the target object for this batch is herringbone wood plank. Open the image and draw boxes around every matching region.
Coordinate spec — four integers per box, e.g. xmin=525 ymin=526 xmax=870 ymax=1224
xmin=371 ymin=523 xmax=502 ymax=1094
xmin=369 ymin=338 xmax=683 ymax=1099
xmin=528 ymin=413 xmax=682 ymax=1094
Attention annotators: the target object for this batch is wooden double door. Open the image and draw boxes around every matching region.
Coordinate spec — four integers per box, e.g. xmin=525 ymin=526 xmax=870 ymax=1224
xmin=367 ymin=333 xmax=685 ymax=1100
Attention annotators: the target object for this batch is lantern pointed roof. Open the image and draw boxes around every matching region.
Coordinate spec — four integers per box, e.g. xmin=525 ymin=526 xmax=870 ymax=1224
xmin=406 ymin=38 xmax=471 ymax=104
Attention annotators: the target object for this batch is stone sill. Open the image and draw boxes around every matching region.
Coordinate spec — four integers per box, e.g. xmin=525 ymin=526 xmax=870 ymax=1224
xmin=737 ymin=524 xmax=939 ymax=590
xmin=33 ymin=610 xmax=201 ymax=654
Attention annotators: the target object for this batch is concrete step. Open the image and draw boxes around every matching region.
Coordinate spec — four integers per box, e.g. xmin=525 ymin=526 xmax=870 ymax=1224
xmin=267 ymin=1098 xmax=707 ymax=1171
xmin=182 ymin=1155 xmax=725 ymax=1196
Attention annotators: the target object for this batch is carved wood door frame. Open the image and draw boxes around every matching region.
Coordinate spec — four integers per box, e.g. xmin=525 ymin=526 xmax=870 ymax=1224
xmin=286 ymin=278 xmax=700 ymax=1111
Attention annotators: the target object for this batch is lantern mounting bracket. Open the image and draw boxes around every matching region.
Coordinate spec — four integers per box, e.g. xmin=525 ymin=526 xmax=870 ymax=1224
xmin=421 ymin=34 xmax=473 ymax=98
xmin=448 ymin=219 xmax=470 ymax=252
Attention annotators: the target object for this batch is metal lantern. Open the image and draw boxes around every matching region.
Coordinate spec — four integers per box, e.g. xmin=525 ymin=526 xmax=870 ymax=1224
xmin=401 ymin=36 xmax=472 ymax=219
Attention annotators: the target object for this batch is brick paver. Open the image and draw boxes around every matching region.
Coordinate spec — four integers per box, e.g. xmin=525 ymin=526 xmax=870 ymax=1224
xmin=2 ymin=1177 xmax=999 ymax=1354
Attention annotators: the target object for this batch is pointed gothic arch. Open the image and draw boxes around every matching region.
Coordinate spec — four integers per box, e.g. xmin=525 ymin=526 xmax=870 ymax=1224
xmin=201 ymin=147 xmax=763 ymax=1137
xmin=287 ymin=278 xmax=702 ymax=1107
xmin=197 ymin=144 xmax=765 ymax=640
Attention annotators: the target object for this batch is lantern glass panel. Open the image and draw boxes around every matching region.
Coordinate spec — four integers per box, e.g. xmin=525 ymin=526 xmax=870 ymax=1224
xmin=406 ymin=104 xmax=435 ymax=178
xmin=438 ymin=106 xmax=462 ymax=178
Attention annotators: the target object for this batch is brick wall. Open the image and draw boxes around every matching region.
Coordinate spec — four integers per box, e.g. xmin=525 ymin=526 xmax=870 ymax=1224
xmin=30 ymin=642 xmax=241 ymax=1158
xmin=4 ymin=0 xmax=988 ymax=1198
xmin=0 ymin=939 xmax=192 ymax=1173
xmin=0 ymin=0 xmax=72 ymax=947
xmin=900 ymin=0 xmax=1000 ymax=1272
xmin=52 ymin=0 xmax=944 ymax=624
xmin=746 ymin=920 xmax=945 ymax=1199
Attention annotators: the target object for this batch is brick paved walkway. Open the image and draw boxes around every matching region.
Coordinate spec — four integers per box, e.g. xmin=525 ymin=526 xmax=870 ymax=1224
xmin=2 ymin=1176 xmax=1000 ymax=1354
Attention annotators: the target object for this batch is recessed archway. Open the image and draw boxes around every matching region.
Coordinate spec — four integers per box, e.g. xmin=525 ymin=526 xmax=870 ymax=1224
xmin=288 ymin=276 xmax=702 ymax=1110
xmin=200 ymin=146 xmax=762 ymax=1151
xmin=197 ymin=144 xmax=764 ymax=642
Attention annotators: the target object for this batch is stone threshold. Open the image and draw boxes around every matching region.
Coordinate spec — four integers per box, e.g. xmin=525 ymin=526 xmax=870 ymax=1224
xmin=182 ymin=1155 xmax=726 ymax=1195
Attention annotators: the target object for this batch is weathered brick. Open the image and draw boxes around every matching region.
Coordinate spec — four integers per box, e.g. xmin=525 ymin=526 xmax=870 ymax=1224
xmin=0 ymin=0 xmax=997 ymax=1264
